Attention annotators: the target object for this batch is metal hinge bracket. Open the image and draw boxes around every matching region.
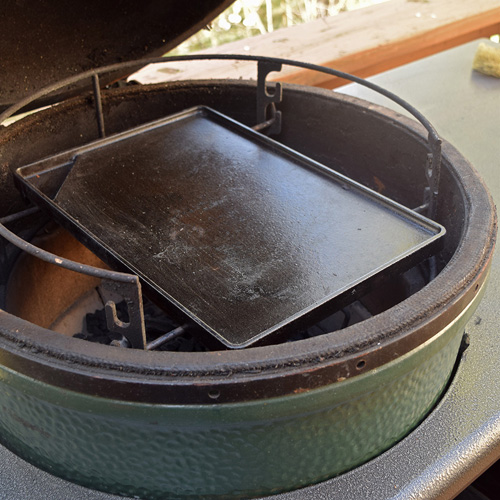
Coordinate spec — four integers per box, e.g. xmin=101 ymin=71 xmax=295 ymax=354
xmin=255 ymin=60 xmax=283 ymax=135
xmin=101 ymin=276 xmax=146 ymax=349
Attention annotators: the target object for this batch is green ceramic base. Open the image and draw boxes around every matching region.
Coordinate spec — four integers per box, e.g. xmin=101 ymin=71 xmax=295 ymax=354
xmin=0 ymin=286 xmax=482 ymax=499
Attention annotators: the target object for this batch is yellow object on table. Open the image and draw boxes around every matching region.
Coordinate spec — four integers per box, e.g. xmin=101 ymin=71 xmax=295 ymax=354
xmin=472 ymin=42 xmax=500 ymax=78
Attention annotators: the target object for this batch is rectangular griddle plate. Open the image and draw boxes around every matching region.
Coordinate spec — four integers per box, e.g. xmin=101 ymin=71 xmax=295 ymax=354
xmin=15 ymin=106 xmax=445 ymax=348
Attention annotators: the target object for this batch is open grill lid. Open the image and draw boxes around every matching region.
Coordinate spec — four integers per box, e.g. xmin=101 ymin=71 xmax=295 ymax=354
xmin=0 ymin=0 xmax=234 ymax=110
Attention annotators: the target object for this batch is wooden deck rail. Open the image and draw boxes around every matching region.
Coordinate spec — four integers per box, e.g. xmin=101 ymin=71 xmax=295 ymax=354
xmin=133 ymin=0 xmax=500 ymax=89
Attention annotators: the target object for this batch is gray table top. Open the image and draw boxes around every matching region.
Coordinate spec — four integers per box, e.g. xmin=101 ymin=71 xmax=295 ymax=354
xmin=1 ymin=39 xmax=499 ymax=500
xmin=272 ymin=38 xmax=500 ymax=500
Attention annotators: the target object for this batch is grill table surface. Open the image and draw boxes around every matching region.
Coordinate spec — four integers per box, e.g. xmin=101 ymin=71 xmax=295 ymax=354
xmin=1 ymin=39 xmax=499 ymax=499
xmin=15 ymin=106 xmax=442 ymax=348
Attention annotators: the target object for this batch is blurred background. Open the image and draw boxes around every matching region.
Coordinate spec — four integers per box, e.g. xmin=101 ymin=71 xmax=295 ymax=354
xmin=169 ymin=0 xmax=389 ymax=55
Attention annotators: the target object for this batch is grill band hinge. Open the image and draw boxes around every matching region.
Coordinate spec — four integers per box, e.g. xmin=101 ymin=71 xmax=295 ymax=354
xmin=255 ymin=60 xmax=282 ymax=135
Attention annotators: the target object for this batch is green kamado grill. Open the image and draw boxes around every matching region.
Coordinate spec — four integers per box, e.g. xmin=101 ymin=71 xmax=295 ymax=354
xmin=0 ymin=2 xmax=496 ymax=499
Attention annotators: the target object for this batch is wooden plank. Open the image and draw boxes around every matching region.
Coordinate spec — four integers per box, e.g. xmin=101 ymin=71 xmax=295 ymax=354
xmin=132 ymin=0 xmax=500 ymax=89
xmin=284 ymin=7 xmax=500 ymax=88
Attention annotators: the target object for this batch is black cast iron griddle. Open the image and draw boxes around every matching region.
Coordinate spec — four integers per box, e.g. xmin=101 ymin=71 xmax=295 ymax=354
xmin=14 ymin=106 xmax=445 ymax=348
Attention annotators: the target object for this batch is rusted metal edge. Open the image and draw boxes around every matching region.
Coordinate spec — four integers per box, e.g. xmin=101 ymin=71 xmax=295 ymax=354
xmin=0 ymin=254 xmax=492 ymax=405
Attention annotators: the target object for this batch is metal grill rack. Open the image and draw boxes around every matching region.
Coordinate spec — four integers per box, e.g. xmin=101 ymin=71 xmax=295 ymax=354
xmin=0 ymin=56 xmax=445 ymax=349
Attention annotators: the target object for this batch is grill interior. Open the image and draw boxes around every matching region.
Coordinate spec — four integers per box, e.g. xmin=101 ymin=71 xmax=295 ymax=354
xmin=0 ymin=61 xmax=458 ymax=354
xmin=11 ymin=103 xmax=444 ymax=350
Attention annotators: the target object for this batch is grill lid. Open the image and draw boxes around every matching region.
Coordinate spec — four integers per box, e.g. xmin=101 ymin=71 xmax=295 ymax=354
xmin=0 ymin=0 xmax=234 ymax=110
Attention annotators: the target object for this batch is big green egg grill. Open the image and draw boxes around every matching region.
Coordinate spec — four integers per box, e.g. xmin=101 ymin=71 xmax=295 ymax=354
xmin=0 ymin=3 xmax=496 ymax=500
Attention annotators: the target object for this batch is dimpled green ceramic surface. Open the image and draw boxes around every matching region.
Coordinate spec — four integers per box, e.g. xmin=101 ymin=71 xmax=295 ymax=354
xmin=0 ymin=294 xmax=476 ymax=499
